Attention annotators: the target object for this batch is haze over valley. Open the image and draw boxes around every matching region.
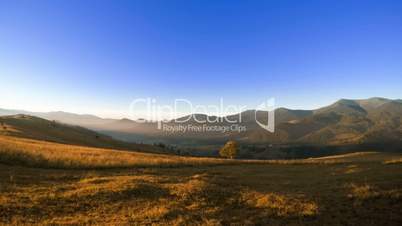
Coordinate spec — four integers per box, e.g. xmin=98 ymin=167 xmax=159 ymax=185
xmin=2 ymin=97 xmax=401 ymax=159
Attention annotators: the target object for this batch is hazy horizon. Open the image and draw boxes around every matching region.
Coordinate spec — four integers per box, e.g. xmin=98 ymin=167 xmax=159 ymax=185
xmin=1 ymin=96 xmax=400 ymax=121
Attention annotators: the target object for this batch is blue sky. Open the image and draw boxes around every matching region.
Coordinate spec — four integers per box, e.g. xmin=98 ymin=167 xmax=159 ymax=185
xmin=1 ymin=0 xmax=402 ymax=118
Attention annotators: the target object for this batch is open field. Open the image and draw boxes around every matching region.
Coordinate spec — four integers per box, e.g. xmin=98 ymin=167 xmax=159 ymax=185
xmin=0 ymin=135 xmax=353 ymax=169
xmin=0 ymin=135 xmax=229 ymax=169
xmin=0 ymin=135 xmax=402 ymax=225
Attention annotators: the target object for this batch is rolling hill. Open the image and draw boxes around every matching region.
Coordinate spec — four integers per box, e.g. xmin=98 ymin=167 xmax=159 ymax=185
xmin=0 ymin=114 xmax=164 ymax=153
xmin=1 ymin=97 xmax=402 ymax=150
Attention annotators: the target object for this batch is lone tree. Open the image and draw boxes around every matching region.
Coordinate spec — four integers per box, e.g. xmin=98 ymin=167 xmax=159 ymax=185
xmin=219 ymin=140 xmax=238 ymax=159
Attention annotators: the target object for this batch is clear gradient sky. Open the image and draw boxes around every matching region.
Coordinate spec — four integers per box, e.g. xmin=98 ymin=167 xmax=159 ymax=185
xmin=1 ymin=0 xmax=402 ymax=119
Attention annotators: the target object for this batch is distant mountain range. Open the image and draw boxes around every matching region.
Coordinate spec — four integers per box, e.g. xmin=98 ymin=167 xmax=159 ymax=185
xmin=1 ymin=97 xmax=402 ymax=149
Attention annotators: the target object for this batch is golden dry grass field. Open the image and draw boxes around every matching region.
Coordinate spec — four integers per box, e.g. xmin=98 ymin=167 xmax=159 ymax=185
xmin=0 ymin=134 xmax=401 ymax=225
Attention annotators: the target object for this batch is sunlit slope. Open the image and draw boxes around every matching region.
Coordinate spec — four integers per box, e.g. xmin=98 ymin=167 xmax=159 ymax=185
xmin=0 ymin=132 xmax=400 ymax=169
xmin=0 ymin=114 xmax=163 ymax=153
xmin=0 ymin=134 xmax=356 ymax=169
xmin=0 ymin=135 xmax=230 ymax=168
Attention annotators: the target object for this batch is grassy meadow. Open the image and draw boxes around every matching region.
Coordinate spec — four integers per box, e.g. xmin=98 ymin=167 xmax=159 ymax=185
xmin=0 ymin=135 xmax=401 ymax=225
